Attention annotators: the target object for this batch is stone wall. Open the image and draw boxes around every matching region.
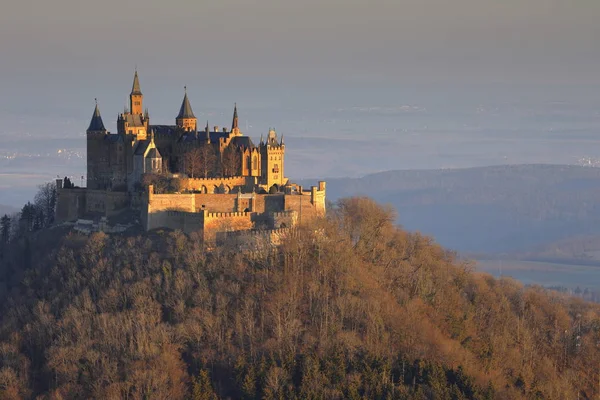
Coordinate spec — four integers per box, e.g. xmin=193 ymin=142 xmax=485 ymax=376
xmin=85 ymin=190 xmax=130 ymax=215
xmin=179 ymin=176 xmax=255 ymax=193
xmin=283 ymin=182 xmax=326 ymax=224
xmin=216 ymin=227 xmax=294 ymax=248
xmin=203 ymin=211 xmax=253 ymax=242
xmin=141 ymin=181 xmax=326 ymax=234
xmin=193 ymin=194 xmax=238 ymax=213
xmin=55 ymin=186 xmax=131 ymax=222
xmin=56 ymin=188 xmax=87 ymax=222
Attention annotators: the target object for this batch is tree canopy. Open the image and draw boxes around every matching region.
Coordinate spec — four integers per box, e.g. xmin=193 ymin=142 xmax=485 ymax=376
xmin=0 ymin=197 xmax=598 ymax=399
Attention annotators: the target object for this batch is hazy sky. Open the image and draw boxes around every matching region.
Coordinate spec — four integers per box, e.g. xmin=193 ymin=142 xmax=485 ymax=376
xmin=1 ymin=0 xmax=599 ymax=125
xmin=1 ymin=0 xmax=599 ymax=87
xmin=1 ymin=0 xmax=600 ymax=207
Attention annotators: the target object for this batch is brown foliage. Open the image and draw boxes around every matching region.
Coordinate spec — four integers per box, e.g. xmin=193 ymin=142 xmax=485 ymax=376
xmin=0 ymin=197 xmax=599 ymax=398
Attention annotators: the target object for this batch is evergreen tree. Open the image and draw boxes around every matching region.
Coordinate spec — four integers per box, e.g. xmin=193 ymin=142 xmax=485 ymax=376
xmin=0 ymin=214 xmax=10 ymax=244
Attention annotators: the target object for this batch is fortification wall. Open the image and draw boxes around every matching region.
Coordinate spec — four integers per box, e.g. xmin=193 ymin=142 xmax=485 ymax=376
xmin=148 ymin=193 xmax=195 ymax=212
xmin=179 ymin=176 xmax=255 ymax=193
xmin=252 ymin=194 xmax=285 ymax=213
xmin=193 ymin=194 xmax=238 ymax=212
xmin=283 ymin=183 xmax=326 ymax=224
xmin=56 ymin=188 xmax=87 ymax=222
xmin=203 ymin=211 xmax=253 ymax=242
xmin=56 ymin=187 xmax=132 ymax=222
xmin=217 ymin=227 xmax=293 ymax=248
xmin=85 ymin=190 xmax=130 ymax=215
xmin=270 ymin=210 xmax=297 ymax=228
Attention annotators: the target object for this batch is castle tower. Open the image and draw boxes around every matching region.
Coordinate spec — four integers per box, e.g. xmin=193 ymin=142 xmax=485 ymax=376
xmin=130 ymin=70 xmax=143 ymax=115
xmin=117 ymin=71 xmax=148 ymax=139
xmin=176 ymin=87 xmax=197 ymax=132
xmin=260 ymin=128 xmax=286 ymax=190
xmin=86 ymin=100 xmax=108 ymax=190
xmin=87 ymin=100 xmax=106 ymax=133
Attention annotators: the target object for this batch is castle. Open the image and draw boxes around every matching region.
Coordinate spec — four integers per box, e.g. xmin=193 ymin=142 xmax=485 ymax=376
xmin=55 ymin=71 xmax=326 ymax=242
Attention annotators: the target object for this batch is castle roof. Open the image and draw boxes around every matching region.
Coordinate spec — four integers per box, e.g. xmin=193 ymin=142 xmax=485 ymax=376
xmin=87 ymin=103 xmax=106 ymax=132
xmin=231 ymin=136 xmax=255 ymax=149
xmin=151 ymin=124 xmax=181 ymax=136
xmin=177 ymin=90 xmax=196 ymax=119
xmin=131 ymin=71 xmax=142 ymax=95
xmin=122 ymin=113 xmax=145 ymax=128
xmin=146 ymin=147 xmax=161 ymax=159
xmin=134 ymin=140 xmax=150 ymax=155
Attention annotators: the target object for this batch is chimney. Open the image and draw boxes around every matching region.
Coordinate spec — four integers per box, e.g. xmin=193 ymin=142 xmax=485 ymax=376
xmin=223 ymin=127 xmax=227 ymax=132
xmin=214 ymin=126 xmax=219 ymax=132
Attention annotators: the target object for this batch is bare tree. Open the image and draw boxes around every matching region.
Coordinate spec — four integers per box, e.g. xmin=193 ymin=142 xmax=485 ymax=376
xmin=34 ymin=182 xmax=57 ymax=227
xmin=198 ymin=144 xmax=217 ymax=179
xmin=181 ymin=147 xmax=203 ymax=178
xmin=221 ymin=145 xmax=241 ymax=177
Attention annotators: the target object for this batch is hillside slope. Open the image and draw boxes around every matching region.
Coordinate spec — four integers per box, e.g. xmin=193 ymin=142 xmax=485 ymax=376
xmin=0 ymin=197 xmax=599 ymax=399
xmin=316 ymin=165 xmax=600 ymax=254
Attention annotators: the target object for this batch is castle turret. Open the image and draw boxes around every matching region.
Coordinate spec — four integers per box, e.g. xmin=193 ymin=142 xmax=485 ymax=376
xmin=260 ymin=128 xmax=286 ymax=190
xmin=87 ymin=100 xmax=106 ymax=133
xmin=130 ymin=70 xmax=143 ymax=115
xmin=176 ymin=87 xmax=197 ymax=132
xmin=87 ymin=100 xmax=108 ymax=190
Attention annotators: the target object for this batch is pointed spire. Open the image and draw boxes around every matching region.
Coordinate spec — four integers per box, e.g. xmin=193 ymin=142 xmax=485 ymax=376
xmin=231 ymin=103 xmax=239 ymax=130
xmin=131 ymin=70 xmax=142 ymax=95
xmin=260 ymin=133 xmax=264 ymax=145
xmin=280 ymin=134 xmax=284 ymax=145
xmin=149 ymin=128 xmax=155 ymax=143
xmin=177 ymin=87 xmax=196 ymax=119
xmin=87 ymin=100 xmax=106 ymax=132
xmin=205 ymin=121 xmax=211 ymax=143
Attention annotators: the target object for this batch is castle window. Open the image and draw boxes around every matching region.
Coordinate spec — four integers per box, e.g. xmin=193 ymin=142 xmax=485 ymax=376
xmin=273 ymin=164 xmax=279 ymax=173
xmin=252 ymin=156 xmax=258 ymax=170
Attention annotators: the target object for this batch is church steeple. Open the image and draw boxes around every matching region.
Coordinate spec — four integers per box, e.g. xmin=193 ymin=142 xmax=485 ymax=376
xmin=176 ymin=86 xmax=197 ymax=132
xmin=231 ymin=103 xmax=239 ymax=130
xmin=131 ymin=70 xmax=142 ymax=95
xmin=87 ymin=99 xmax=106 ymax=132
xmin=130 ymin=70 xmax=143 ymax=115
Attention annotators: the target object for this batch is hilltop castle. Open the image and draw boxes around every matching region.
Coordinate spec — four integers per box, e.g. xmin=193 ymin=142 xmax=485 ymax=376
xmin=56 ymin=72 xmax=326 ymax=242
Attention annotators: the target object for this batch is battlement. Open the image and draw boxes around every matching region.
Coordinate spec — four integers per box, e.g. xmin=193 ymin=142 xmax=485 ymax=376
xmin=205 ymin=211 xmax=250 ymax=218
xmin=272 ymin=210 xmax=295 ymax=218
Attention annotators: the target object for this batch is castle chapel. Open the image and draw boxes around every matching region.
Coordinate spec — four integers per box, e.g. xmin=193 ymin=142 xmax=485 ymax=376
xmin=57 ymin=71 xmax=326 ymax=241
xmin=86 ymin=71 xmax=286 ymax=193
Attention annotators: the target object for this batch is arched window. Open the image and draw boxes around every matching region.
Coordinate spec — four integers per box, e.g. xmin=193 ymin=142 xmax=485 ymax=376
xmin=252 ymin=155 xmax=258 ymax=170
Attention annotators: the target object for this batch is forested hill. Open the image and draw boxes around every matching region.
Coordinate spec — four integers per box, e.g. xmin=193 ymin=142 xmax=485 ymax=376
xmin=0 ymin=197 xmax=599 ymax=398
xmin=315 ymin=165 xmax=600 ymax=254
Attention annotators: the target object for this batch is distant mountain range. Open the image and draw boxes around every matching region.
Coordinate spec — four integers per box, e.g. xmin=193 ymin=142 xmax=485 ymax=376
xmin=309 ymin=164 xmax=600 ymax=256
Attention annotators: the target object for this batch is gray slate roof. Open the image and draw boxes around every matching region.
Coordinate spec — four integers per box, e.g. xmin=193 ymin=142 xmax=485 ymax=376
xmin=134 ymin=140 xmax=150 ymax=155
xmin=146 ymin=148 xmax=161 ymax=158
xmin=177 ymin=92 xmax=196 ymax=119
xmin=87 ymin=104 xmax=106 ymax=132
xmin=151 ymin=125 xmax=180 ymax=136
